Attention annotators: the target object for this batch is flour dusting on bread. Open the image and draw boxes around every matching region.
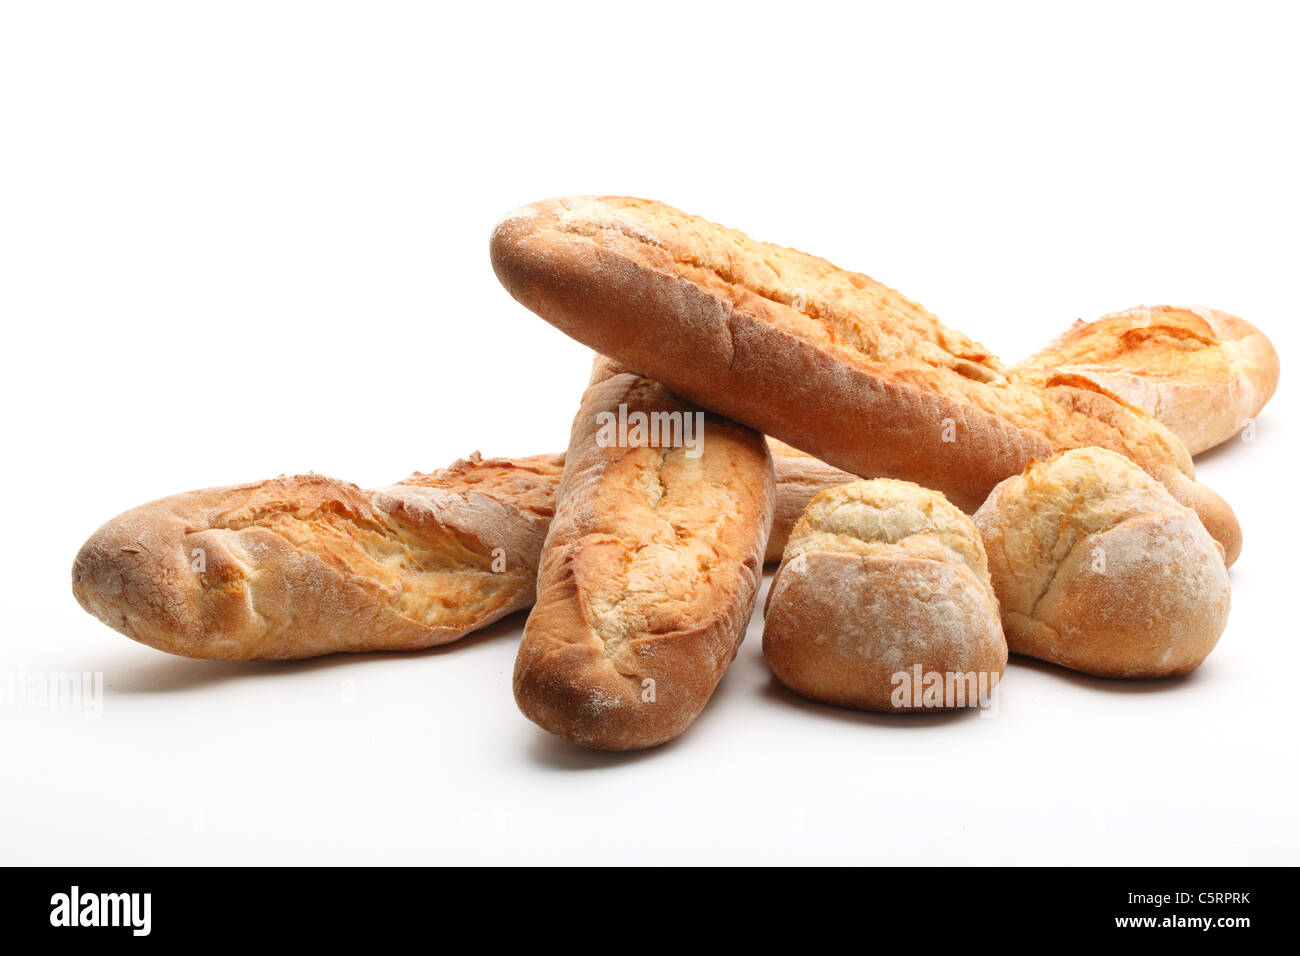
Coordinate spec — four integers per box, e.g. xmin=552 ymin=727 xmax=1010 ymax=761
xmin=973 ymin=447 xmax=1230 ymax=678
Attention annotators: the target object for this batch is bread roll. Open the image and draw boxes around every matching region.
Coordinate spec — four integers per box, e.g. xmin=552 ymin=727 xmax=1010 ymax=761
xmin=513 ymin=358 xmax=773 ymax=750
xmin=1015 ymin=305 xmax=1280 ymax=454
xmin=764 ymin=480 xmax=1006 ymax=712
xmin=489 ymin=196 xmax=1241 ymax=565
xmin=72 ymin=440 xmax=845 ymax=660
xmin=972 ymin=447 xmax=1230 ymax=678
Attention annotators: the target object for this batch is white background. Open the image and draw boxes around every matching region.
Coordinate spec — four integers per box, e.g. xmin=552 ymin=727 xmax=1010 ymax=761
xmin=2 ymin=1 xmax=1296 ymax=864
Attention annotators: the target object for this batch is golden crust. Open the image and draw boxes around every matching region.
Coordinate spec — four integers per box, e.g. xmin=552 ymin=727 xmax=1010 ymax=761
xmin=71 ymin=455 xmax=564 ymax=660
xmin=972 ymin=448 xmax=1230 ymax=678
xmin=763 ymin=480 xmax=1006 ymax=712
xmin=1015 ymin=306 xmax=1281 ymax=454
xmin=763 ymin=438 xmax=855 ymax=562
xmin=512 ymin=358 xmax=774 ymax=750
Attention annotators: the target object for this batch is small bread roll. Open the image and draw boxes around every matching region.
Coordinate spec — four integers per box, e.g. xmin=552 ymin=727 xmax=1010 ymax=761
xmin=973 ymin=447 xmax=1230 ymax=678
xmin=763 ymin=480 xmax=1007 ymax=712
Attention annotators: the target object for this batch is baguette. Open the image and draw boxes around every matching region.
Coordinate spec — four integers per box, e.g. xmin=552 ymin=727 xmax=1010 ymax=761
xmin=763 ymin=438 xmax=856 ymax=563
xmin=973 ymin=448 xmax=1230 ymax=677
xmin=73 ymin=444 xmax=842 ymax=661
xmin=72 ymin=454 xmax=564 ymax=660
xmin=513 ymin=358 xmax=774 ymax=750
xmin=489 ymin=196 xmax=1242 ymax=564
xmin=1014 ymin=305 xmax=1280 ymax=454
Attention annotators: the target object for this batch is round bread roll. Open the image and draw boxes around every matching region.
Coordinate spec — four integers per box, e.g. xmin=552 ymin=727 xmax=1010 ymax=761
xmin=762 ymin=479 xmax=1007 ymax=713
xmin=972 ymin=447 xmax=1230 ymax=678
xmin=1014 ymin=305 xmax=1280 ymax=455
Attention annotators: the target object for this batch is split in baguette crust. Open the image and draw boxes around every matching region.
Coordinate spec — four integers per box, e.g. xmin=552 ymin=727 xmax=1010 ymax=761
xmin=489 ymin=196 xmax=1241 ymax=564
xmin=513 ymin=358 xmax=774 ymax=750
xmin=1015 ymin=305 xmax=1280 ymax=455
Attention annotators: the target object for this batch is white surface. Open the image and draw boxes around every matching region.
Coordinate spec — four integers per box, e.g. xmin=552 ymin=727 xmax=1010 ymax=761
xmin=2 ymin=1 xmax=1297 ymax=865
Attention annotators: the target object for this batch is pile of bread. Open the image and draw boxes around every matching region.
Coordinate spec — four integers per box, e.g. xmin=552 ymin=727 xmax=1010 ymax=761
xmin=72 ymin=197 xmax=1280 ymax=750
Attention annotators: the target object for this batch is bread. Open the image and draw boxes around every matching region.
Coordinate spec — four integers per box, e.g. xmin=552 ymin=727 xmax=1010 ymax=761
xmin=1015 ymin=306 xmax=1280 ymax=454
xmin=513 ymin=358 xmax=774 ymax=750
xmin=763 ymin=480 xmax=1006 ymax=712
xmin=72 ymin=438 xmax=846 ymax=661
xmin=71 ymin=453 xmax=564 ymax=660
xmin=489 ymin=196 xmax=1242 ymax=565
xmin=972 ymin=447 xmax=1230 ymax=678
xmin=764 ymin=439 xmax=855 ymax=563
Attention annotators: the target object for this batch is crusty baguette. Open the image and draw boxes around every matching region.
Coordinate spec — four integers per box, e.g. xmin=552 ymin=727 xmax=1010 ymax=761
xmin=513 ymin=358 xmax=774 ymax=750
xmin=1014 ymin=305 xmax=1280 ymax=454
xmin=489 ymin=196 xmax=1242 ymax=564
xmin=73 ymin=442 xmax=842 ymax=661
xmin=973 ymin=448 xmax=1230 ymax=678
xmin=72 ymin=454 xmax=564 ymax=660
xmin=763 ymin=438 xmax=855 ymax=563
xmin=764 ymin=479 xmax=1006 ymax=712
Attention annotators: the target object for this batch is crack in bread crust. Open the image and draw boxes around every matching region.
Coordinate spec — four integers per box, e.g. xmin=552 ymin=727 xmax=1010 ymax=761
xmin=783 ymin=478 xmax=994 ymax=599
xmin=208 ymin=504 xmax=526 ymax=629
xmin=976 ymin=449 xmax=1183 ymax=619
xmin=552 ymin=200 xmax=1007 ymax=379
xmin=582 ymin=445 xmax=745 ymax=662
